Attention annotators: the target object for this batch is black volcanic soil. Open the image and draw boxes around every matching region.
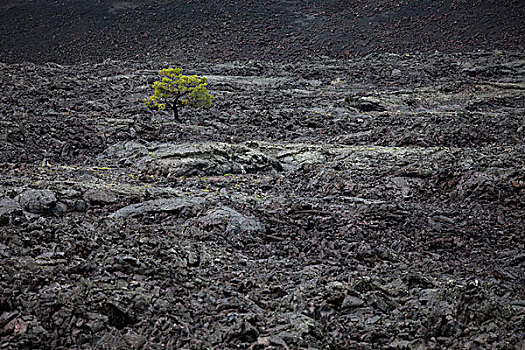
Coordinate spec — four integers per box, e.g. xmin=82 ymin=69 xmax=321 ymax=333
xmin=1 ymin=0 xmax=524 ymax=64
xmin=1 ymin=1 xmax=525 ymax=350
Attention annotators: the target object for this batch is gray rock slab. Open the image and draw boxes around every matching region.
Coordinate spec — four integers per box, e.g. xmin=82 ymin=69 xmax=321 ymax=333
xmin=199 ymin=206 xmax=266 ymax=235
xmin=103 ymin=141 xmax=281 ymax=176
xmin=341 ymin=295 xmax=365 ymax=309
xmin=83 ymin=189 xmax=117 ymax=205
xmin=16 ymin=189 xmax=57 ymax=214
xmin=108 ymin=197 xmax=205 ymax=219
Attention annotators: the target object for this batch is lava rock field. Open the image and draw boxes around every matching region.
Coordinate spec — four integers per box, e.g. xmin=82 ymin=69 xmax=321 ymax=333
xmin=0 ymin=1 xmax=524 ymax=349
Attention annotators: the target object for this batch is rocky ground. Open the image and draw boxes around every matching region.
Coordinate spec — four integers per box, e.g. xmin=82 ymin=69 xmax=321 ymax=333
xmin=1 ymin=52 xmax=524 ymax=349
xmin=1 ymin=0 xmax=524 ymax=64
xmin=1 ymin=0 xmax=525 ymax=349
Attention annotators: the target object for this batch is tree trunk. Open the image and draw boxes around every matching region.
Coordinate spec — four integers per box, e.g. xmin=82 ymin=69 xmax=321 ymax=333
xmin=172 ymin=101 xmax=179 ymax=121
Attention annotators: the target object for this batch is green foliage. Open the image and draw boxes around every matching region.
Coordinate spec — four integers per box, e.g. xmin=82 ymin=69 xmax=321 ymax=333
xmin=143 ymin=67 xmax=213 ymax=120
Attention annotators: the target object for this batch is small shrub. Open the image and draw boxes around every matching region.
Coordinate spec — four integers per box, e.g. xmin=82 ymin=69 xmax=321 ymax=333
xmin=143 ymin=67 xmax=213 ymax=121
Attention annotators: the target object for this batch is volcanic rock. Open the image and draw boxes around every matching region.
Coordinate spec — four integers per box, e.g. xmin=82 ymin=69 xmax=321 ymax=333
xmin=16 ymin=189 xmax=57 ymax=214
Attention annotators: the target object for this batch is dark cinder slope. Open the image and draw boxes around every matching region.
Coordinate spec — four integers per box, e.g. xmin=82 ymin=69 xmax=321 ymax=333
xmin=1 ymin=0 xmax=524 ymax=63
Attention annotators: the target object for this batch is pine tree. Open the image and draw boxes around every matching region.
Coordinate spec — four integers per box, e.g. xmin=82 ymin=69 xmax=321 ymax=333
xmin=143 ymin=67 xmax=213 ymax=121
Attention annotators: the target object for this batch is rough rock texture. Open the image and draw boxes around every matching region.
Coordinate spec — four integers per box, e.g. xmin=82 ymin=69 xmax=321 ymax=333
xmin=1 ymin=54 xmax=523 ymax=349
xmin=199 ymin=206 xmax=266 ymax=235
xmin=108 ymin=197 xmax=205 ymax=219
xmin=0 ymin=198 xmax=23 ymax=226
xmin=0 ymin=3 xmax=524 ymax=348
xmin=16 ymin=189 xmax=57 ymax=214
xmin=0 ymin=0 xmax=524 ymax=63
xmin=102 ymin=141 xmax=282 ymax=177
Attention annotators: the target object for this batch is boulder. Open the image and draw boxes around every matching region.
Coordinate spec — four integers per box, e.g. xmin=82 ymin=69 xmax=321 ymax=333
xmin=199 ymin=206 xmax=266 ymax=235
xmin=0 ymin=198 xmax=24 ymax=225
xmin=346 ymin=96 xmax=386 ymax=112
xmin=16 ymin=189 xmax=57 ymax=214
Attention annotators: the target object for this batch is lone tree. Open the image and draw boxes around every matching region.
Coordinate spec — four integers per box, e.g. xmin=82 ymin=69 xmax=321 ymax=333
xmin=143 ymin=67 xmax=213 ymax=121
